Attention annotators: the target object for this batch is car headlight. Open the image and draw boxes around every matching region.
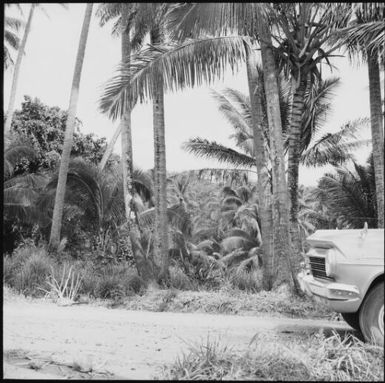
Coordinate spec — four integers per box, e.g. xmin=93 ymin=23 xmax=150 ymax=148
xmin=325 ymin=249 xmax=337 ymax=277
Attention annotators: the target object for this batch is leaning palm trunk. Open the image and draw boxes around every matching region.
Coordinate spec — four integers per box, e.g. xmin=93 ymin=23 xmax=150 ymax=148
xmin=245 ymin=46 xmax=274 ymax=290
xmin=49 ymin=4 xmax=93 ymax=249
xmin=4 ymin=4 xmax=35 ymax=134
xmin=367 ymin=48 xmax=384 ymax=228
xmin=151 ymin=30 xmax=170 ymax=283
xmin=287 ymin=74 xmax=308 ymax=262
xmin=99 ymin=122 xmax=121 ymax=170
xmin=120 ymin=4 xmax=155 ymax=282
xmin=257 ymin=22 xmax=300 ymax=294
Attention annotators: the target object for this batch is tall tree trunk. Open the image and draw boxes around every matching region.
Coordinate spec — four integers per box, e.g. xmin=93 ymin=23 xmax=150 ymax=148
xmin=120 ymin=4 xmax=155 ymax=283
xmin=99 ymin=122 xmax=121 ymax=170
xmin=4 ymin=4 xmax=35 ymax=134
xmin=245 ymin=45 xmax=274 ymax=291
xmin=257 ymin=22 xmax=301 ymax=294
xmin=49 ymin=3 xmax=93 ymax=249
xmin=367 ymin=48 xmax=384 ymax=228
xmin=287 ymin=74 xmax=308 ymax=266
xmin=151 ymin=29 xmax=170 ymax=283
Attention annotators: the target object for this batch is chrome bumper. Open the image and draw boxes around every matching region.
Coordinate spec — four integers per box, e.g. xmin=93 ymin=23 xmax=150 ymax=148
xmin=297 ymin=270 xmax=361 ymax=313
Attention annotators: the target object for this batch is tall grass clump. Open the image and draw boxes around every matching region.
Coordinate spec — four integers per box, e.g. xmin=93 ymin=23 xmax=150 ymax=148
xmin=169 ymin=266 xmax=195 ymax=290
xmin=3 ymin=244 xmax=54 ymax=297
xmin=227 ymin=268 xmax=263 ymax=292
xmin=93 ymin=263 xmax=145 ymax=299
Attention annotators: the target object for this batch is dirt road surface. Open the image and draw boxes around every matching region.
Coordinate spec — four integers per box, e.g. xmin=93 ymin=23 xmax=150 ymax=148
xmin=3 ymin=299 xmax=352 ymax=379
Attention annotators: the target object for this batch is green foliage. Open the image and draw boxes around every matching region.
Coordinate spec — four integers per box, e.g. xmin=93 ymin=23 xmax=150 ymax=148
xmin=10 ymin=96 xmax=108 ymax=175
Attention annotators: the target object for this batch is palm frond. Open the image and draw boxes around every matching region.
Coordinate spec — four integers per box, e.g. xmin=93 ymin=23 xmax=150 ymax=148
xmin=183 ymin=138 xmax=255 ymax=168
xmin=99 ymin=36 xmax=249 ymax=119
xmin=312 ymin=159 xmax=377 ymax=228
xmin=168 ymin=3 xmax=268 ymax=41
xmin=300 ymin=76 xmax=341 ymax=151
xmin=302 ymin=118 xmax=371 ymax=167
xmin=331 ymin=20 xmax=385 ymax=58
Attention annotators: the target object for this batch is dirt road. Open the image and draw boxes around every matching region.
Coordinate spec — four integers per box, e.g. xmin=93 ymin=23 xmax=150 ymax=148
xmin=3 ymin=299 xmax=352 ymax=379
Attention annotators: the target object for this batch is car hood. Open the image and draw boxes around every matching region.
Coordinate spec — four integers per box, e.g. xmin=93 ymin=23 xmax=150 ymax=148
xmin=306 ymin=229 xmax=384 ymax=260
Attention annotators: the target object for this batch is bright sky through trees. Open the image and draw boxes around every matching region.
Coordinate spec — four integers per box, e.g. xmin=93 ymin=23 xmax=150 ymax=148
xmin=4 ymin=3 xmax=378 ymax=185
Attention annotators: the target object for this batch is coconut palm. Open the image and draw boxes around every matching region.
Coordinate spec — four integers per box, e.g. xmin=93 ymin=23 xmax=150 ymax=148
xmin=184 ymin=85 xmax=366 ymax=173
xmin=330 ymin=3 xmax=384 ymax=227
xmin=4 ymin=3 xmax=68 ymax=134
xmin=101 ymin=2 xmax=346 ymax=291
xmin=130 ymin=3 xmax=176 ymax=282
xmin=49 ymin=3 xmax=93 ymax=250
xmin=269 ymin=3 xmax=351 ymax=233
xmin=96 ymin=3 xmax=157 ymax=282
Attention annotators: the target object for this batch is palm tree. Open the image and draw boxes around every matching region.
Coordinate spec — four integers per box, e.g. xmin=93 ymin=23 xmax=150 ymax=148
xmin=98 ymin=3 xmax=305 ymax=291
xmin=333 ymin=3 xmax=384 ymax=228
xmin=270 ymin=3 xmax=351 ymax=235
xmin=96 ymin=3 xmax=156 ymax=282
xmin=4 ymin=5 xmax=23 ymax=70
xmin=132 ymin=3 xmax=174 ymax=283
xmin=184 ymin=87 xmax=368 ymax=171
xmin=49 ymin=3 xmax=93 ymax=250
xmin=4 ymin=4 xmax=68 ymax=134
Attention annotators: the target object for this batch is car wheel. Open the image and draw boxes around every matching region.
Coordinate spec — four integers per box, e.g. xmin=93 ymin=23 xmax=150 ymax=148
xmin=359 ymin=281 xmax=384 ymax=345
xmin=341 ymin=312 xmax=360 ymax=331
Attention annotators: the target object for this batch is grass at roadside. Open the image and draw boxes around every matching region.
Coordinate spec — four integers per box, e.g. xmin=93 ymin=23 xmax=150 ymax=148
xmin=120 ymin=285 xmax=334 ymax=320
xmin=4 ymin=282 xmax=334 ymax=320
xmin=160 ymin=331 xmax=384 ymax=381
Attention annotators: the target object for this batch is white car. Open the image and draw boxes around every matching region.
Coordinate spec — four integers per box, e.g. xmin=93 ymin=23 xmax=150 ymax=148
xmin=298 ymin=227 xmax=384 ymax=345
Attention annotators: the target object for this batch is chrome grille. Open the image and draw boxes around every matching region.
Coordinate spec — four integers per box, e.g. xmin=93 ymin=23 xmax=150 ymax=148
xmin=308 ymin=256 xmax=333 ymax=280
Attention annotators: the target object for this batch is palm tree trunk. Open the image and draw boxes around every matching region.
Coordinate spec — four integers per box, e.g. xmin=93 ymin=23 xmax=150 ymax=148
xmin=151 ymin=29 xmax=170 ymax=283
xmin=245 ymin=45 xmax=273 ymax=291
xmin=49 ymin=3 xmax=93 ymax=249
xmin=367 ymin=48 xmax=384 ymax=228
xmin=98 ymin=122 xmax=121 ymax=170
xmin=120 ymin=4 xmax=155 ymax=282
xmin=4 ymin=4 xmax=35 ymax=134
xmin=287 ymin=74 xmax=307 ymax=265
xmin=257 ymin=21 xmax=301 ymax=294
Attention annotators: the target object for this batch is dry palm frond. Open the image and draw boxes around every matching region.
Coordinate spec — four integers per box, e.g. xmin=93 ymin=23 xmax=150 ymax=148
xmin=42 ymin=265 xmax=83 ymax=305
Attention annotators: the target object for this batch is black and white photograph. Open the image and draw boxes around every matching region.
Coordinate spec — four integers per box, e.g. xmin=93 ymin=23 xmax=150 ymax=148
xmin=3 ymin=2 xmax=384 ymax=380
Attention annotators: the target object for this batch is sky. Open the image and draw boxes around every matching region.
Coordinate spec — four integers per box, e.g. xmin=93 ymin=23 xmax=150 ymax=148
xmin=4 ymin=3 xmax=378 ymax=186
